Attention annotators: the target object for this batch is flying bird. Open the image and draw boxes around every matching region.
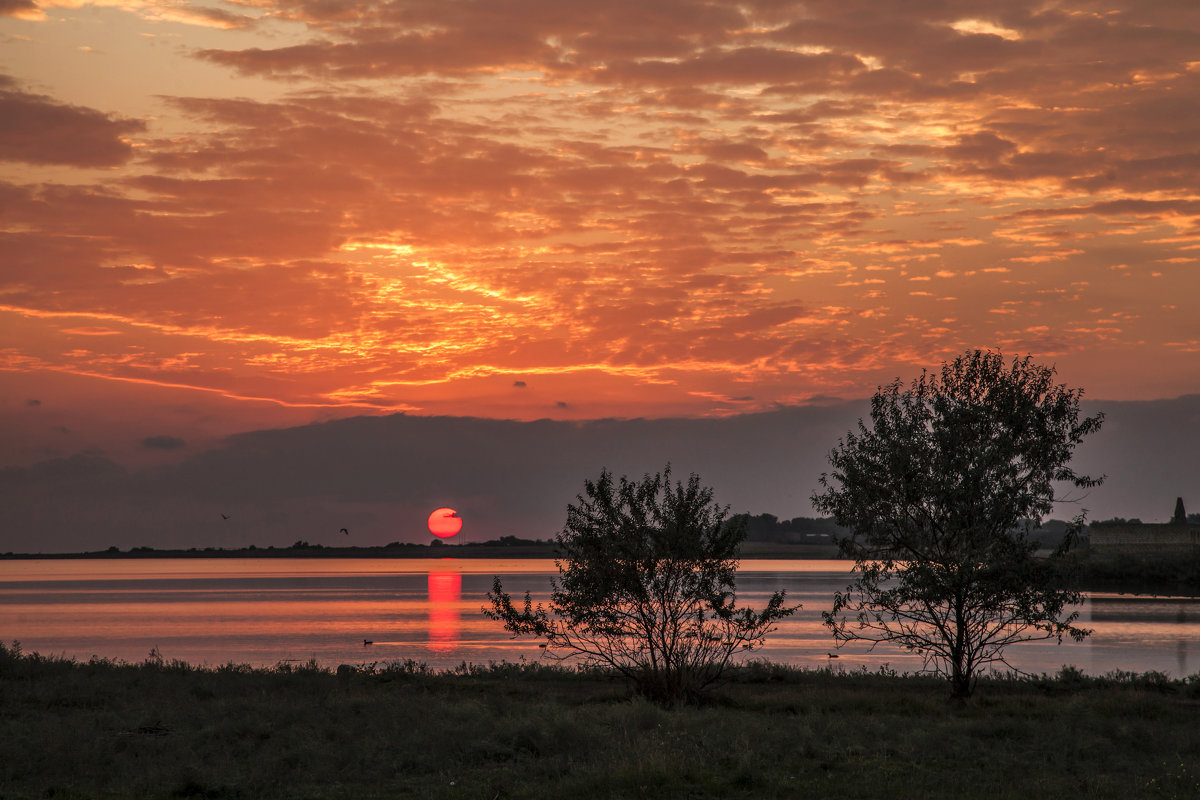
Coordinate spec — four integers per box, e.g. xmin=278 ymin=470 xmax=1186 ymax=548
xmin=340 ymin=528 xmax=349 ymax=536
xmin=220 ymin=514 xmax=230 ymax=520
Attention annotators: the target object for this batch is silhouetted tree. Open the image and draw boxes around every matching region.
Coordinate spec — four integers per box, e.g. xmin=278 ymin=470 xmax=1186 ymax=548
xmin=487 ymin=466 xmax=797 ymax=705
xmin=1173 ymin=497 xmax=1187 ymax=525
xmin=813 ymin=350 xmax=1103 ymax=699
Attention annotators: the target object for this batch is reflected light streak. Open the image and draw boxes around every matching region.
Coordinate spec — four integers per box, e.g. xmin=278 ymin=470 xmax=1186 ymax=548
xmin=427 ymin=570 xmax=462 ymax=653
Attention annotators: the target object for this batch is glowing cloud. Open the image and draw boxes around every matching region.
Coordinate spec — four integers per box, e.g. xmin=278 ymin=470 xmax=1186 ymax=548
xmin=0 ymin=0 xmax=1196 ymax=441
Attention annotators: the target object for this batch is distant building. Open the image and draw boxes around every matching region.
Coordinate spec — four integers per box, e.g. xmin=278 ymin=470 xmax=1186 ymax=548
xmin=1090 ymin=498 xmax=1200 ymax=554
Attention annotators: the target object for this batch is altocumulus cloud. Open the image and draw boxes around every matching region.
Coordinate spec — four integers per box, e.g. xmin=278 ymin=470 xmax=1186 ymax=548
xmin=1 ymin=0 xmax=1198 ymax=429
xmin=0 ymin=75 xmax=144 ymax=167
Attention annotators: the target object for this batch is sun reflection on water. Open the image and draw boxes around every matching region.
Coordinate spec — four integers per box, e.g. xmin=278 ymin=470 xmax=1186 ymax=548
xmin=427 ymin=570 xmax=461 ymax=653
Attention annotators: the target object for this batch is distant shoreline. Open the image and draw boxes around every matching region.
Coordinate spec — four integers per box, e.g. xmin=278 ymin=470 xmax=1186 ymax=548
xmin=0 ymin=541 xmax=846 ymax=561
xmin=5 ymin=544 xmax=1195 ymax=596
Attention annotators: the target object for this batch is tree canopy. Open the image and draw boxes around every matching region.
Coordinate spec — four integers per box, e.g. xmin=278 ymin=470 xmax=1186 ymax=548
xmin=486 ymin=466 xmax=797 ymax=705
xmin=812 ymin=350 xmax=1103 ymax=698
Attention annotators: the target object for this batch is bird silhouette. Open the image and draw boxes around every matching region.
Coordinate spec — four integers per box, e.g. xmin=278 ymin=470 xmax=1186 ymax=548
xmin=363 ymin=639 xmax=373 ymax=646
xmin=827 ymin=652 xmax=839 ymax=659
xmin=220 ymin=513 xmax=230 ymax=520
xmin=340 ymin=528 xmax=349 ymax=536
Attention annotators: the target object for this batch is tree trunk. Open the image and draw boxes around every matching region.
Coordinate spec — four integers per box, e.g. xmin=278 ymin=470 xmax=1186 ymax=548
xmin=949 ymin=669 xmax=972 ymax=701
xmin=950 ymin=595 xmax=971 ymax=700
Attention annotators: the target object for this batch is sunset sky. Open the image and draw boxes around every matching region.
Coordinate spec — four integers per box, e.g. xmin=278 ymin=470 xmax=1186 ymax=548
xmin=2 ymin=0 xmax=1199 ymax=478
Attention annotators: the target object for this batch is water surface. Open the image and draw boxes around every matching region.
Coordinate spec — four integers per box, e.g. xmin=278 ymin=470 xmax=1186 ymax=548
xmin=2 ymin=558 xmax=1196 ymax=677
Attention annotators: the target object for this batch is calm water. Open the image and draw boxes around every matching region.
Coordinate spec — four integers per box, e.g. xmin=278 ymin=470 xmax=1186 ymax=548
xmin=2 ymin=558 xmax=1197 ymax=678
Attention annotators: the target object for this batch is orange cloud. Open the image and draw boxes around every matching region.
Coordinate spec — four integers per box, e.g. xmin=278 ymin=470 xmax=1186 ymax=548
xmin=0 ymin=76 xmax=144 ymax=166
xmin=0 ymin=0 xmax=1196 ymax=438
xmin=0 ymin=0 xmax=42 ymax=20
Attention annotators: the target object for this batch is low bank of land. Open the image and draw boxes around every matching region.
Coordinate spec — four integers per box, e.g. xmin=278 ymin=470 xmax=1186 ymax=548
xmin=3 ymin=644 xmax=1199 ymax=799
xmin=0 ymin=542 xmax=842 ymax=560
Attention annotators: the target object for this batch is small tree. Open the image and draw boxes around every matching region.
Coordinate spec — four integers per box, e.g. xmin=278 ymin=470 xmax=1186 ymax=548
xmin=486 ymin=466 xmax=797 ymax=705
xmin=812 ymin=350 xmax=1103 ymax=699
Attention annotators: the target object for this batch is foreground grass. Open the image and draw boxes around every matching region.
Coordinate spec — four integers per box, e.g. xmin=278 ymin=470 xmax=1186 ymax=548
xmin=3 ymin=645 xmax=1200 ymax=799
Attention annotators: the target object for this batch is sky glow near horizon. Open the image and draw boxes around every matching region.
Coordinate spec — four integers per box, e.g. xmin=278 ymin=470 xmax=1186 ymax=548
xmin=2 ymin=0 xmax=1199 ymax=460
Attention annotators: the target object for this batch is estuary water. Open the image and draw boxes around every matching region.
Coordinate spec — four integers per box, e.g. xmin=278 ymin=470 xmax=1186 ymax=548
xmin=2 ymin=558 xmax=1198 ymax=678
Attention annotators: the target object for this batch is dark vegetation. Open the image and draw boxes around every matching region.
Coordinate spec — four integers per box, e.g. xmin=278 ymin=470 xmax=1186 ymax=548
xmin=726 ymin=513 xmax=844 ymax=544
xmin=0 ymin=538 xmax=560 ymax=560
xmin=1 ymin=526 xmax=855 ymax=559
xmin=488 ymin=466 xmax=797 ymax=705
xmin=813 ymin=350 xmax=1102 ymax=699
xmin=3 ymin=643 xmax=1200 ymax=800
xmin=0 ymin=517 xmax=1142 ymax=565
xmin=1075 ymin=552 xmax=1200 ymax=591
xmin=731 ymin=514 xmax=1081 ymax=551
xmin=1091 ymin=513 xmax=1200 ymax=526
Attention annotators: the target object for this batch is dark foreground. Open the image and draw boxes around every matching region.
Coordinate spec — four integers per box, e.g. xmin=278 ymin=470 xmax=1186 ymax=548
xmin=3 ymin=644 xmax=1199 ymax=800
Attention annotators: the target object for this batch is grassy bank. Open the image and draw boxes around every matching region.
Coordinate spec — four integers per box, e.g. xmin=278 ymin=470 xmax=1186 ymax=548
xmin=3 ymin=644 xmax=1200 ymax=799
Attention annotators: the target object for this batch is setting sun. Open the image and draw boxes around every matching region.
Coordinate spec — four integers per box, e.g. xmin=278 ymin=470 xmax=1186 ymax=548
xmin=427 ymin=508 xmax=463 ymax=539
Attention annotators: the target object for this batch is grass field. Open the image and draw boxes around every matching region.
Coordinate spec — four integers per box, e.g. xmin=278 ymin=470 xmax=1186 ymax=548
xmin=3 ymin=643 xmax=1200 ymax=799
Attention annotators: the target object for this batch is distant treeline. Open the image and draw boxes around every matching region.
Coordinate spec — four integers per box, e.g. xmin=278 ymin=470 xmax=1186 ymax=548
xmin=1092 ymin=514 xmax=1200 ymax=526
xmin=1 ymin=537 xmax=558 ymax=560
xmin=728 ymin=513 xmax=846 ymax=544
xmin=286 ymin=535 xmax=552 ymax=550
xmin=1 ymin=516 xmax=1128 ymax=559
xmin=730 ymin=513 xmax=1083 ymax=549
xmin=1076 ymin=551 xmax=1200 ymax=591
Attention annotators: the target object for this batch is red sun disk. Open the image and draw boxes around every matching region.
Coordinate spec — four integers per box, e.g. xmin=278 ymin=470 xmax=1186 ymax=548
xmin=427 ymin=507 xmax=463 ymax=538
